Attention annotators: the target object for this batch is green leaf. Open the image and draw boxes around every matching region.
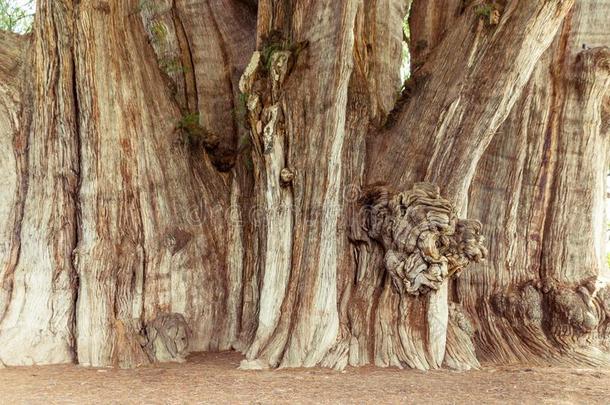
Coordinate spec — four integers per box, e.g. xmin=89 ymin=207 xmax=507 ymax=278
xmin=0 ymin=0 xmax=34 ymax=34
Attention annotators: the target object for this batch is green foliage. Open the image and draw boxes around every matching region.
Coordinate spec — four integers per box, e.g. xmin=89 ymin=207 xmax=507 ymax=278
xmin=402 ymin=18 xmax=410 ymax=41
xmin=607 ymin=252 xmax=610 ymax=269
xmin=259 ymin=31 xmax=308 ymax=73
xmin=178 ymin=112 xmax=201 ymax=129
xmin=402 ymin=3 xmax=411 ymax=41
xmin=159 ymin=57 xmax=184 ymax=74
xmin=243 ymin=151 xmax=254 ymax=172
xmin=259 ymin=31 xmax=290 ymax=70
xmin=238 ymin=91 xmax=248 ymax=108
xmin=474 ymin=2 xmax=500 ymax=25
xmin=235 ymin=92 xmax=249 ymax=129
xmin=238 ymin=132 xmax=251 ymax=150
xmin=0 ymin=0 xmax=34 ymax=34
xmin=137 ymin=0 xmax=161 ymax=15
xmin=474 ymin=4 xmax=493 ymax=18
xmin=261 ymin=42 xmax=286 ymax=72
xmin=177 ymin=113 xmax=206 ymax=145
xmin=150 ymin=20 xmax=168 ymax=45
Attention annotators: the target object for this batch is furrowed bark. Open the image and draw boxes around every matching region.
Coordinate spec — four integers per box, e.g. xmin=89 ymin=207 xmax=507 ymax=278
xmin=0 ymin=31 xmax=26 ymax=91
xmin=460 ymin=0 xmax=610 ymax=367
xmin=408 ymin=0 xmax=461 ymax=68
xmin=0 ymin=0 xmax=253 ymax=368
xmin=73 ymin=0 xmax=239 ymax=367
xmin=0 ymin=0 xmax=608 ymax=372
xmin=460 ymin=46 xmax=567 ymax=365
xmin=172 ymin=0 xmax=256 ymax=170
xmin=331 ymin=0 xmax=411 ymax=369
xmin=0 ymin=30 xmax=28 ymax=333
xmin=542 ymin=46 xmax=610 ymax=360
xmin=238 ymin=0 xmax=361 ymax=369
xmin=139 ymin=0 xmax=258 ymax=354
xmin=0 ymin=1 xmax=78 ymax=365
xmin=151 ymin=0 xmax=259 ymax=355
xmin=358 ymin=0 xmax=411 ymax=125
xmin=370 ymin=0 xmax=574 ymax=204
xmin=354 ymin=0 xmax=574 ymax=370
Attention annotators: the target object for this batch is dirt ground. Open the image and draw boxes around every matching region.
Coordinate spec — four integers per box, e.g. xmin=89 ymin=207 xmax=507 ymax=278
xmin=0 ymin=351 xmax=608 ymax=404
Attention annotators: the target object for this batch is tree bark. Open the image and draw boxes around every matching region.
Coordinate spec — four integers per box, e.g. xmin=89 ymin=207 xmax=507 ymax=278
xmin=0 ymin=0 xmax=254 ymax=367
xmin=0 ymin=2 xmax=78 ymax=365
xmin=355 ymin=0 xmax=576 ymax=370
xmin=0 ymin=0 xmax=608 ymax=371
xmin=460 ymin=0 xmax=610 ymax=366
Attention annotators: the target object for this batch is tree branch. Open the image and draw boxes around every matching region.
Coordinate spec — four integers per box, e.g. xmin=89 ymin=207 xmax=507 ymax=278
xmin=368 ymin=0 xmax=575 ymax=207
xmin=408 ymin=0 xmax=462 ymax=67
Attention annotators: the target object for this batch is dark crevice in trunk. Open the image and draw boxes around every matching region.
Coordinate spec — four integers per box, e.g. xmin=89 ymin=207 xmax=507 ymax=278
xmin=70 ymin=29 xmax=82 ymax=361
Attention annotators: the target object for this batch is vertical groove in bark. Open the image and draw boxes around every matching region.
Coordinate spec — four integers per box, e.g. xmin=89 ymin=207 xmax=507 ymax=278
xmin=540 ymin=47 xmax=609 ymax=356
xmin=360 ymin=0 xmax=574 ymax=371
xmin=0 ymin=0 xmax=257 ymax=368
xmin=139 ymin=0 xmax=190 ymax=111
xmin=408 ymin=0 xmax=462 ymax=67
xmin=171 ymin=9 xmax=199 ymax=113
xmin=370 ymin=0 xmax=574 ymax=204
xmin=462 ymin=49 xmax=561 ymax=364
xmin=0 ymin=0 xmax=607 ymax=372
xmin=171 ymin=0 xmax=256 ymax=171
xmin=361 ymin=0 xmax=411 ymax=125
xmin=337 ymin=0 xmax=413 ymax=370
xmin=139 ymin=0 xmax=258 ymax=355
xmin=323 ymin=0 xmax=412 ymax=371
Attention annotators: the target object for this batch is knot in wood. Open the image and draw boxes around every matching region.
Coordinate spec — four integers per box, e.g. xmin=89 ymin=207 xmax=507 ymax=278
xmin=142 ymin=313 xmax=190 ymax=363
xmin=280 ymin=168 xmax=294 ymax=186
xmin=359 ymin=182 xmax=487 ymax=296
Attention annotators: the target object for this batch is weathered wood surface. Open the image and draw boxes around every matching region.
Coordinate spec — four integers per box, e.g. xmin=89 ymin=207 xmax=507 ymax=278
xmin=0 ymin=0 xmax=608 ymax=369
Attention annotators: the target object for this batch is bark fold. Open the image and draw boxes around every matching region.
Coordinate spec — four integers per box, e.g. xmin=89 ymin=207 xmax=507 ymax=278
xmin=0 ymin=0 xmax=608 ymax=371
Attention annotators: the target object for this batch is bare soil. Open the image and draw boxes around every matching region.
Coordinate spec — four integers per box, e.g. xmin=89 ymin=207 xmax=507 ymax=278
xmin=0 ymin=351 xmax=608 ymax=404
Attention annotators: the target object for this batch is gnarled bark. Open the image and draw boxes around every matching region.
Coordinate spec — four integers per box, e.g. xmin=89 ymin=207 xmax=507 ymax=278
xmin=349 ymin=0 xmax=575 ymax=371
xmin=0 ymin=1 xmax=78 ymax=365
xmin=0 ymin=0 xmax=254 ymax=368
xmin=460 ymin=0 xmax=610 ymax=367
xmin=0 ymin=0 xmax=607 ymax=373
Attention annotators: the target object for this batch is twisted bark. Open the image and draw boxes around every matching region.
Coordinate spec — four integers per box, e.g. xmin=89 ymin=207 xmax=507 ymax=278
xmin=0 ymin=0 xmax=254 ymax=367
xmin=459 ymin=0 xmax=610 ymax=367
xmin=0 ymin=0 xmax=607 ymax=372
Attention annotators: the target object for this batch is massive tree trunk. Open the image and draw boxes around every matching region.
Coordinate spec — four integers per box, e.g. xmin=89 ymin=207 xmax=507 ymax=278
xmin=0 ymin=0 xmax=608 ymax=371
xmin=461 ymin=0 xmax=610 ymax=367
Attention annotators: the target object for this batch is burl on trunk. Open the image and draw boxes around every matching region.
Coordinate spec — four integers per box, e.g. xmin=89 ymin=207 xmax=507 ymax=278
xmin=0 ymin=0 xmax=608 ymax=371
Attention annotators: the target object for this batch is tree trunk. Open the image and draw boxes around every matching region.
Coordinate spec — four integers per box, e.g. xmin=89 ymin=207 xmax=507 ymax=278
xmin=0 ymin=0 xmax=608 ymax=371
xmin=460 ymin=0 xmax=610 ymax=367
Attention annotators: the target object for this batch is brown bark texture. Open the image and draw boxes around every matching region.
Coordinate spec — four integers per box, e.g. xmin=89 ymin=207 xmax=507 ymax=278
xmin=0 ymin=0 xmax=608 ymax=371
